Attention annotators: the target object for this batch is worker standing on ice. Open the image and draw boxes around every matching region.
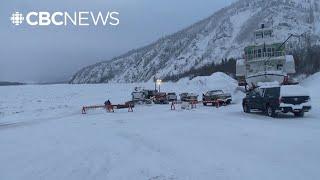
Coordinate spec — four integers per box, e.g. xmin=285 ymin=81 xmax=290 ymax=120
xmin=104 ymin=99 xmax=114 ymax=112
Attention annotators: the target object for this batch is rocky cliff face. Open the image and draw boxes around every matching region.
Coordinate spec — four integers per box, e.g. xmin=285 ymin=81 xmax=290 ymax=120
xmin=70 ymin=0 xmax=320 ymax=84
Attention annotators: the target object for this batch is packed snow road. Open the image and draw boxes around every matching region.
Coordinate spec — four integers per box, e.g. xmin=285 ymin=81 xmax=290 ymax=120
xmin=0 ymin=73 xmax=319 ymax=180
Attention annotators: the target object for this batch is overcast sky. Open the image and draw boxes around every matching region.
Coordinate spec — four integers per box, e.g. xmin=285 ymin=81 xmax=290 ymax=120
xmin=0 ymin=0 xmax=235 ymax=83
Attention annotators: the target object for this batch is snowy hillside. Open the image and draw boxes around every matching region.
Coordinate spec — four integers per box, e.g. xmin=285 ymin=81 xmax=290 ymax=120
xmin=70 ymin=0 xmax=320 ymax=84
xmin=1 ymin=73 xmax=320 ymax=180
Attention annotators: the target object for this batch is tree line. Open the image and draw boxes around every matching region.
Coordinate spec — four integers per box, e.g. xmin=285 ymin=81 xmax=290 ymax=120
xmin=163 ymin=58 xmax=236 ymax=82
xmin=292 ymin=45 xmax=320 ymax=75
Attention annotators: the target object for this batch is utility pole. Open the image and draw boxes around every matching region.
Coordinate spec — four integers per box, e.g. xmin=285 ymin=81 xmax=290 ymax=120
xmin=153 ymin=76 xmax=157 ymax=91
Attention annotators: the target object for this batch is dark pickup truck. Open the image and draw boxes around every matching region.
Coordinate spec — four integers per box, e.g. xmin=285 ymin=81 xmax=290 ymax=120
xmin=202 ymin=90 xmax=232 ymax=106
xmin=242 ymin=84 xmax=311 ymax=117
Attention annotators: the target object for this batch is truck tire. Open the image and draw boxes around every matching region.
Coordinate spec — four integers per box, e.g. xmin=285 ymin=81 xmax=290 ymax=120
xmin=266 ymin=105 xmax=277 ymax=118
xmin=243 ymin=103 xmax=251 ymax=113
xmin=226 ymin=100 xmax=231 ymax=105
xmin=294 ymin=111 xmax=304 ymax=117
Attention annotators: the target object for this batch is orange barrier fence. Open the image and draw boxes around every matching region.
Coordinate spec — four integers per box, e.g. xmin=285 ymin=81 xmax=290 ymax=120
xmin=202 ymin=100 xmax=224 ymax=108
xmin=170 ymin=99 xmax=225 ymax=110
xmin=82 ymin=104 xmax=134 ymax=114
xmin=171 ymin=102 xmax=176 ymax=110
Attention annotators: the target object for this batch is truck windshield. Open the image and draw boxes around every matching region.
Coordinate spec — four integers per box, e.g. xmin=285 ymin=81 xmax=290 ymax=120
xmin=208 ymin=91 xmax=223 ymax=95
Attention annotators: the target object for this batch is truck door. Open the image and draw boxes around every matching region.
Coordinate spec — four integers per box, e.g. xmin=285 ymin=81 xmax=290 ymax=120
xmin=250 ymin=90 xmax=261 ymax=109
xmin=255 ymin=88 xmax=265 ymax=110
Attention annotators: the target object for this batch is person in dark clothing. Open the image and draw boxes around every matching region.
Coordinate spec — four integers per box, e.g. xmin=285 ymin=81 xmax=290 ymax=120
xmin=104 ymin=100 xmax=111 ymax=106
xmin=104 ymin=99 xmax=114 ymax=112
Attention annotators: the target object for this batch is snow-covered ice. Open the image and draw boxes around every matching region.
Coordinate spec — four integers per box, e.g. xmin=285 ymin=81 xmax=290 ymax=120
xmin=0 ymin=73 xmax=320 ymax=180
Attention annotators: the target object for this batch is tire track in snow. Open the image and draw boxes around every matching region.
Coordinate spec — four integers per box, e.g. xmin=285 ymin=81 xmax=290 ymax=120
xmin=0 ymin=110 xmax=81 ymax=130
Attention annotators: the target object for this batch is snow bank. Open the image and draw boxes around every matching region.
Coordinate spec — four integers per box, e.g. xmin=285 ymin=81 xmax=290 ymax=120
xmin=163 ymin=72 xmax=244 ymax=104
xmin=301 ymin=72 xmax=320 ymax=97
xmin=301 ymin=72 xmax=320 ymax=87
xmin=258 ymin=81 xmax=280 ymax=88
xmin=174 ymin=72 xmax=238 ymax=94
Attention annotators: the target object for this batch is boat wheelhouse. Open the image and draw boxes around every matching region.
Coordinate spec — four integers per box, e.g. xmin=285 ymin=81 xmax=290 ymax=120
xmin=236 ymin=24 xmax=295 ymax=87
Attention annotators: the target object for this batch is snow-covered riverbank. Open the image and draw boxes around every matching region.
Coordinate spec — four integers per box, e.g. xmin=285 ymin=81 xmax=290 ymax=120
xmin=0 ymin=72 xmax=319 ymax=180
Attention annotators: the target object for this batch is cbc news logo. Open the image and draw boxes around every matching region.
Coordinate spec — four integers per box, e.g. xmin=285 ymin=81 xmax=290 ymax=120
xmin=10 ymin=11 xmax=120 ymax=26
xmin=10 ymin=12 xmax=24 ymax=25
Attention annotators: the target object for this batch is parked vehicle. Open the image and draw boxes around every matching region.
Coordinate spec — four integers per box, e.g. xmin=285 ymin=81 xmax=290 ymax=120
xmin=179 ymin=93 xmax=189 ymax=102
xmin=154 ymin=92 xmax=169 ymax=104
xmin=167 ymin=92 xmax=177 ymax=102
xmin=132 ymin=91 xmax=146 ymax=102
xmin=179 ymin=93 xmax=198 ymax=102
xmin=202 ymin=90 xmax=232 ymax=106
xmin=143 ymin=89 xmax=158 ymax=99
xmin=242 ymin=84 xmax=311 ymax=117
xmin=131 ymin=87 xmax=156 ymax=104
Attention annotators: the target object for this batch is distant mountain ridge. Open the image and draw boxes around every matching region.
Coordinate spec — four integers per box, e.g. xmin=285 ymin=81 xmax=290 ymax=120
xmin=70 ymin=0 xmax=320 ymax=84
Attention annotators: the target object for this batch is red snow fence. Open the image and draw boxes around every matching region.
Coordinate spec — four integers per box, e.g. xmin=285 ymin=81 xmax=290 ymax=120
xmin=202 ymin=99 xmax=224 ymax=108
xmin=190 ymin=100 xmax=197 ymax=109
xmin=171 ymin=101 xmax=176 ymax=110
xmin=171 ymin=100 xmax=198 ymax=110
xmin=171 ymin=99 xmax=224 ymax=110
xmin=82 ymin=102 xmax=134 ymax=114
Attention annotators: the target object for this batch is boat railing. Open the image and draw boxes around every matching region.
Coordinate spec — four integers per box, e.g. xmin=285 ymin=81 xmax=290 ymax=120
xmin=246 ymin=51 xmax=285 ymax=61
